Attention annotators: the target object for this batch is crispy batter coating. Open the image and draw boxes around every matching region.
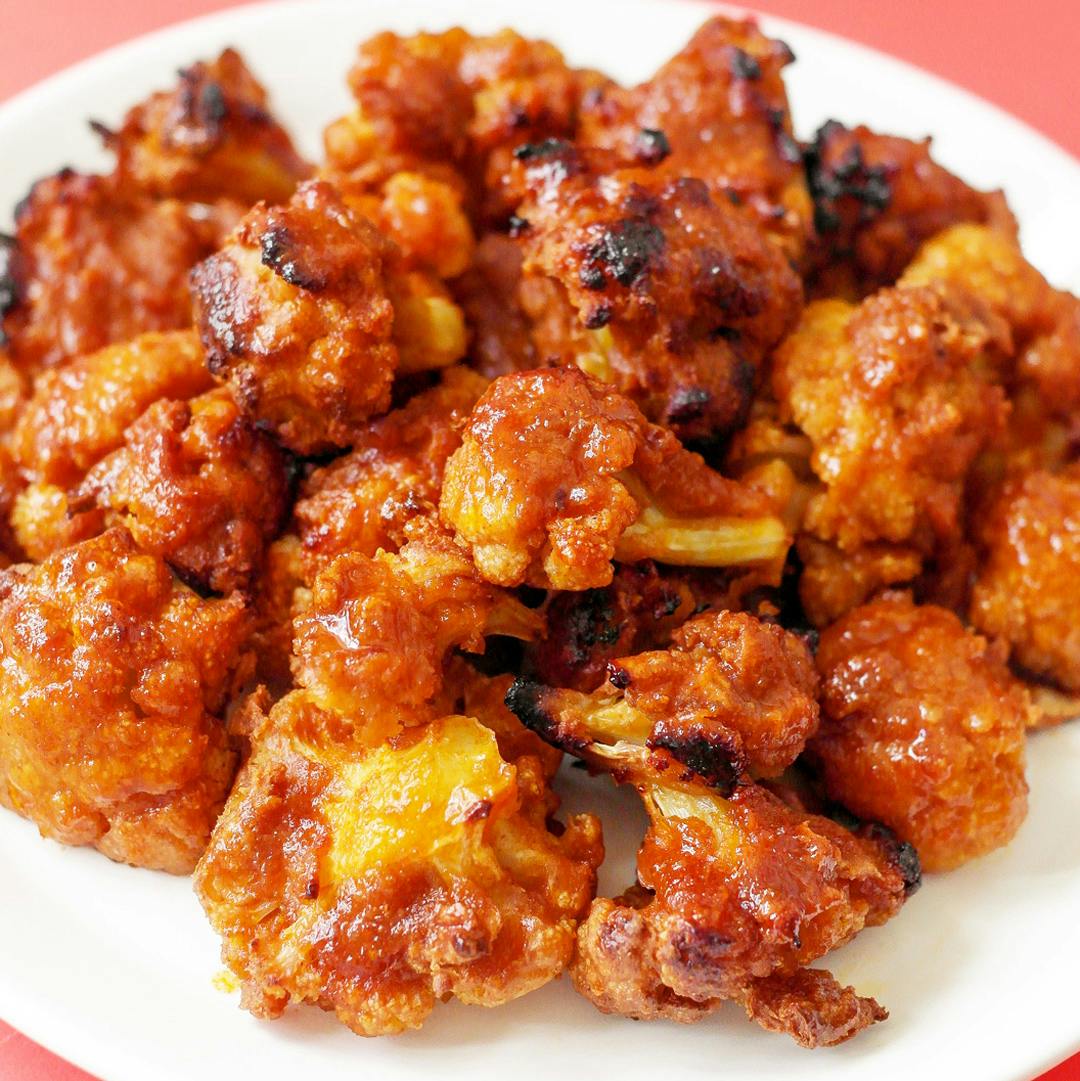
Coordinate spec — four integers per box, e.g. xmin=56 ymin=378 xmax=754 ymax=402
xmin=970 ymin=467 xmax=1080 ymax=692
xmin=579 ymin=15 xmax=811 ymax=259
xmin=249 ymin=533 xmax=306 ymax=693
xmin=12 ymin=330 xmax=212 ymax=487
xmin=1 ymin=171 xmax=232 ymax=373
xmin=514 ymin=144 xmax=802 ymax=442
xmin=194 ymin=701 xmax=602 ymax=1034
xmin=508 ymin=609 xmax=818 ymax=787
xmin=804 ymin=122 xmax=1013 ymax=297
xmin=772 ymin=287 xmax=1008 ymax=554
xmin=453 ymin=233 xmax=538 ymax=377
xmin=191 ymin=180 xmax=398 ymax=454
xmin=569 ymin=778 xmax=909 ymax=1044
xmin=105 ymin=49 xmax=309 ymax=205
xmin=76 ymin=388 xmax=290 ymax=593
xmin=291 ymin=525 xmax=541 ymax=742
xmin=0 ymin=529 xmax=252 ymax=872
xmin=293 ymin=366 xmax=487 ymax=583
xmin=812 ymin=592 xmax=1032 ymax=872
xmin=440 ymin=368 xmax=785 ymax=591
xmin=326 ymin=28 xmax=607 ymax=225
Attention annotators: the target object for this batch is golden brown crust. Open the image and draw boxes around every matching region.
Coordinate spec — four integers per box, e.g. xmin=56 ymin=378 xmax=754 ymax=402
xmin=12 ymin=330 xmax=213 ymax=487
xmin=1 ymin=172 xmax=231 ymax=373
xmin=970 ymin=467 xmax=1080 ymax=692
xmin=0 ymin=529 xmax=252 ymax=872
xmin=579 ymin=15 xmax=811 ymax=259
xmin=327 ymin=28 xmax=607 ymax=225
xmin=77 ymin=387 xmax=290 ymax=593
xmin=293 ymin=366 xmax=487 ymax=583
xmin=194 ymin=704 xmax=602 ymax=1035
xmin=805 ymin=122 xmax=1013 ymax=297
xmin=191 ymin=180 xmax=399 ymax=454
xmin=772 ymin=288 xmax=1008 ymax=554
xmin=812 ymin=592 xmax=1031 ymax=872
xmin=570 ymin=780 xmax=908 ymax=1039
xmin=440 ymin=368 xmax=776 ymax=591
xmin=514 ymin=144 xmax=802 ymax=443
xmin=106 ymin=48 xmax=310 ymax=205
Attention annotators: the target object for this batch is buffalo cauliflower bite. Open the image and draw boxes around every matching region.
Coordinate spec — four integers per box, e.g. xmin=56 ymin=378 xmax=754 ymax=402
xmin=191 ymin=180 xmax=466 ymax=454
xmin=291 ymin=526 xmax=542 ymax=743
xmin=74 ymin=388 xmax=290 ymax=593
xmin=293 ymin=366 xmax=487 ymax=583
xmin=970 ymin=467 xmax=1080 ymax=693
xmin=440 ymin=369 xmax=787 ymax=591
xmin=569 ymin=777 xmax=912 ymax=1045
xmin=579 ymin=15 xmax=811 ymax=260
xmin=804 ymin=122 xmax=1014 ymax=297
xmin=325 ymin=27 xmax=607 ymax=225
xmin=104 ymin=49 xmax=309 ymax=206
xmin=811 ymin=592 xmax=1032 ymax=872
xmin=771 ymin=286 xmax=1009 ymax=555
xmin=0 ymin=529 xmax=252 ymax=872
xmin=194 ymin=701 xmax=602 ymax=1035
xmin=1 ymin=171 xmax=231 ymax=374
xmin=513 ymin=143 xmax=802 ymax=443
xmin=508 ymin=609 xmax=818 ymax=789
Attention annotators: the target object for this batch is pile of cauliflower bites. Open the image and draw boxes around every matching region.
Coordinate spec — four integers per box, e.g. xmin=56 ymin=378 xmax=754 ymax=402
xmin=0 ymin=16 xmax=1075 ymax=1048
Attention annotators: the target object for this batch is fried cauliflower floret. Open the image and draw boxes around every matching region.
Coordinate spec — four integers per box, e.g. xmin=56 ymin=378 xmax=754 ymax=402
xmin=579 ymin=15 xmax=811 ymax=259
xmin=12 ymin=330 xmax=212 ymax=487
xmin=291 ymin=526 xmax=542 ymax=742
xmin=440 ymin=369 xmax=786 ymax=591
xmin=0 ymin=347 xmax=26 ymax=436
xmin=970 ymin=467 xmax=1080 ymax=692
xmin=453 ymin=233 xmax=538 ymax=377
xmin=249 ymin=533 xmax=306 ymax=694
xmin=326 ymin=27 xmax=607 ymax=224
xmin=1 ymin=171 xmax=231 ymax=373
xmin=804 ymin=122 xmax=1013 ymax=297
xmin=570 ymin=778 xmax=912 ymax=1045
xmin=508 ymin=609 xmax=818 ymax=788
xmin=0 ymin=529 xmax=252 ymax=872
xmin=190 ymin=180 xmax=397 ymax=453
xmin=74 ymin=388 xmax=290 ymax=593
xmin=105 ymin=48 xmax=309 ymax=205
xmin=191 ymin=179 xmax=466 ymax=453
xmin=811 ymin=592 xmax=1032 ymax=872
xmin=293 ymin=366 xmax=486 ymax=583
xmin=772 ymin=287 xmax=1009 ymax=554
xmin=194 ymin=702 xmax=602 ymax=1035
xmin=514 ymin=143 xmax=802 ymax=443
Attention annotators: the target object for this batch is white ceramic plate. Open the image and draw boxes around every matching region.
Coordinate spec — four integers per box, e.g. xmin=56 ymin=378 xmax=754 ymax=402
xmin=1 ymin=3 xmax=1079 ymax=1080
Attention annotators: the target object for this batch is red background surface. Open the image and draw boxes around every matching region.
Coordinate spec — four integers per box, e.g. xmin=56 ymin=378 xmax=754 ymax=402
xmin=0 ymin=2 xmax=1078 ymax=1079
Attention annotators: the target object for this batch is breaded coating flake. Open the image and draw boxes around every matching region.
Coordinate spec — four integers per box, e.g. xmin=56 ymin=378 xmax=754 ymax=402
xmin=971 ymin=467 xmax=1080 ymax=693
xmin=440 ymin=368 xmax=785 ymax=591
xmin=813 ymin=592 xmax=1032 ymax=872
xmin=194 ymin=703 xmax=602 ymax=1035
xmin=0 ymin=529 xmax=252 ymax=872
